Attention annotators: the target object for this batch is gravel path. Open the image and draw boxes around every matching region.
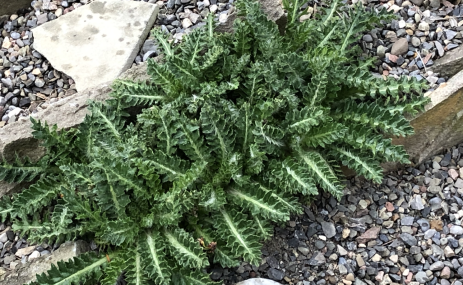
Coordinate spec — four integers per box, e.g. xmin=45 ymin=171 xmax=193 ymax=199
xmin=216 ymin=144 xmax=463 ymax=285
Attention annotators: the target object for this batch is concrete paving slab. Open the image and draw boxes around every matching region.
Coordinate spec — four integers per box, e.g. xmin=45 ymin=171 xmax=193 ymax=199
xmin=32 ymin=0 xmax=159 ymax=92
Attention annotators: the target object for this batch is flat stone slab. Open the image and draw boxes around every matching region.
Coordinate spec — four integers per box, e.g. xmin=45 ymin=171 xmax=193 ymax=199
xmin=431 ymin=45 xmax=463 ymax=79
xmin=1 ymin=241 xmax=90 ymax=285
xmin=32 ymin=0 xmax=159 ymax=92
xmin=236 ymin=279 xmax=283 ymax=285
xmin=388 ymin=70 xmax=463 ymax=170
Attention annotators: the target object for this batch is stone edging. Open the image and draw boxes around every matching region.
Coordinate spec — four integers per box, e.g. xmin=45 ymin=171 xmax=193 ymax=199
xmin=0 ymin=62 xmax=149 ymax=196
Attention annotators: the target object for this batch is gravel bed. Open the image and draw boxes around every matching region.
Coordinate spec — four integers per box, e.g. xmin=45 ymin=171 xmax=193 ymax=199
xmin=215 ymin=144 xmax=463 ymax=285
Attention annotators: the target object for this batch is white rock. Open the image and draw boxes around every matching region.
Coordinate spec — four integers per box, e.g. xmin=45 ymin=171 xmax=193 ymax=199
xmin=210 ymin=4 xmax=218 ymax=13
xmin=338 ymin=245 xmax=348 ymax=256
xmin=0 ymin=233 xmax=7 ymax=243
xmin=450 ymin=226 xmax=463 ymax=235
xmin=28 ymin=250 xmax=41 ymax=261
xmin=399 ymin=20 xmax=406 ymax=28
xmin=444 ymin=246 xmax=455 ymax=257
xmin=189 ymin=13 xmax=201 ymax=24
xmin=32 ymin=0 xmax=160 ymax=92
xmin=182 ymin=18 xmax=193 ymax=28
xmin=236 ymin=279 xmax=283 ymax=285
xmin=418 ymin=22 xmax=430 ymax=32
xmin=219 ymin=13 xmax=228 ymax=23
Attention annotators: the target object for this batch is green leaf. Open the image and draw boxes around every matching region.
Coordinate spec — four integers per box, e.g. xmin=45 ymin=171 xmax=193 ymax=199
xmin=0 ymin=156 xmax=45 ymax=184
xmin=32 ymin=252 xmax=108 ymax=285
xmin=273 ymin=158 xmax=319 ymax=195
xmin=216 ymin=208 xmax=262 ymax=265
xmin=142 ymin=231 xmax=172 ymax=285
xmin=330 ymin=146 xmax=383 ymax=183
xmin=228 ymin=184 xmax=290 ymax=221
xmin=298 ymin=150 xmax=343 ymax=199
xmin=303 ymin=123 xmax=348 ymax=148
xmin=164 ymin=228 xmax=209 ymax=268
xmin=12 ymin=178 xmax=62 ymax=217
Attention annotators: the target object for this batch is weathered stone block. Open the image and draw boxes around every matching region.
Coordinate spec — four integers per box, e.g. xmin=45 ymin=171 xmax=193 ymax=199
xmin=0 ymin=63 xmax=149 ymax=196
xmin=1 ymin=241 xmax=90 ymax=285
xmin=431 ymin=45 xmax=463 ymax=78
xmin=390 ymin=70 xmax=463 ymax=169
xmin=0 ymin=0 xmax=31 ymax=16
xmin=32 ymin=0 xmax=159 ymax=92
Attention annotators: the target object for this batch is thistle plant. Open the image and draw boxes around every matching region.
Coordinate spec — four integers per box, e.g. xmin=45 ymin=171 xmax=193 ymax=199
xmin=0 ymin=0 xmax=427 ymax=284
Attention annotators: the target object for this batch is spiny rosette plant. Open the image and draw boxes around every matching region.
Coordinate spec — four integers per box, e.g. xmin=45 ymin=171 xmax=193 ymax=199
xmin=0 ymin=0 xmax=427 ymax=284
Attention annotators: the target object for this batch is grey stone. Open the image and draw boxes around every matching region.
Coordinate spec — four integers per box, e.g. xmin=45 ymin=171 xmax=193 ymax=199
xmin=417 ymin=218 xmax=430 ymax=231
xmin=34 ymin=78 xmax=45 ymax=88
xmin=298 ymin=246 xmax=310 ymax=256
xmin=450 ymin=226 xmax=463 ymax=235
xmin=142 ymin=39 xmax=157 ymax=54
xmin=400 ymin=233 xmax=417 ymax=246
xmin=455 ymin=178 xmax=463 ymax=188
xmin=401 ymin=216 xmax=414 ymax=226
xmin=411 ymin=37 xmax=421 ymax=47
xmin=376 ymin=45 xmax=387 ymax=59
xmin=430 ymin=0 xmax=440 ymax=7
xmin=143 ymin=51 xmax=156 ymax=62
xmin=308 ymin=252 xmax=326 ymax=266
xmin=363 ymin=34 xmax=373 ymax=43
xmin=424 ymin=229 xmax=437 ymax=239
xmin=1 ymin=78 xmax=13 ymax=89
xmin=391 ymin=38 xmax=409 ymax=55
xmin=429 ymin=197 xmax=442 ymax=210
xmin=321 ymin=222 xmax=336 ymax=238
xmin=410 ymin=195 xmax=424 ymax=210
xmin=37 ymin=13 xmax=48 ymax=25
xmin=445 ymin=30 xmax=457 ymax=40
xmin=415 ymin=271 xmax=429 ymax=283
xmin=10 ymin=32 xmax=21 ymax=40
xmin=166 ymin=0 xmax=175 ymax=8
xmin=429 ymin=261 xmax=444 ymax=271
xmin=32 ymin=0 xmax=160 ymax=92
xmin=267 ymin=269 xmax=285 ymax=281
xmin=0 ymin=232 xmax=7 ymax=243
xmin=432 ymin=244 xmax=444 ymax=258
